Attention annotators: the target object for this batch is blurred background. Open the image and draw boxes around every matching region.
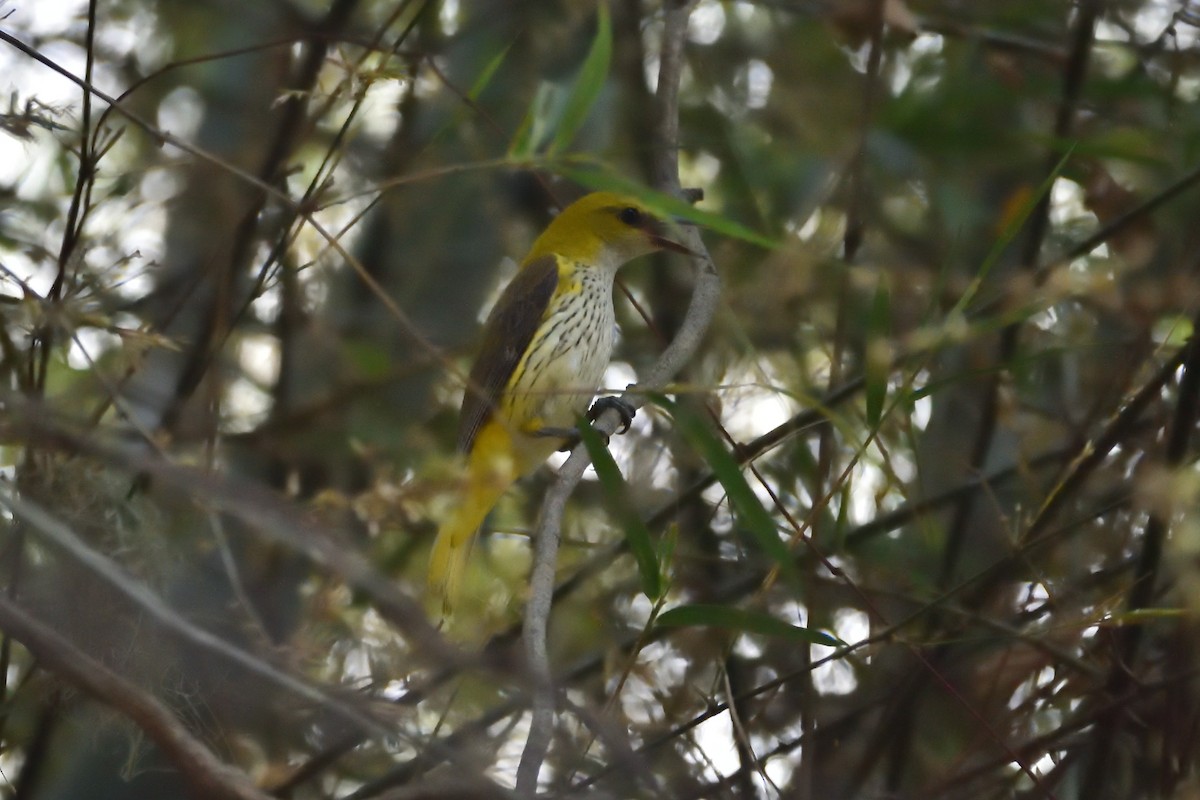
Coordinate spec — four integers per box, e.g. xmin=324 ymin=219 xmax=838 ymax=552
xmin=2 ymin=0 xmax=1200 ymax=797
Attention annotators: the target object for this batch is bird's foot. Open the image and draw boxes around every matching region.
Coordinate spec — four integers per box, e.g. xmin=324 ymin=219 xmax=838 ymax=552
xmin=532 ymin=425 xmax=582 ymax=452
xmin=532 ymin=398 xmax=636 ymax=453
xmin=588 ymin=396 xmax=636 ymax=434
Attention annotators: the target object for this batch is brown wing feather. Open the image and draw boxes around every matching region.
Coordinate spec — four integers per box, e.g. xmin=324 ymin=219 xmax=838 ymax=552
xmin=457 ymin=256 xmax=560 ymax=454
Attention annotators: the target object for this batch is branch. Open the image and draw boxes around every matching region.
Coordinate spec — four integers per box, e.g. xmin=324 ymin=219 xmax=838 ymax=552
xmin=0 ymin=26 xmax=448 ymax=380
xmin=1079 ymin=312 xmax=1200 ymax=793
xmin=0 ymin=487 xmax=390 ymax=739
xmin=2 ymin=399 xmax=463 ymax=669
xmin=516 ymin=0 xmax=715 ymax=792
xmin=939 ymin=0 xmax=1104 ymax=587
xmin=0 ymin=592 xmax=272 ymax=800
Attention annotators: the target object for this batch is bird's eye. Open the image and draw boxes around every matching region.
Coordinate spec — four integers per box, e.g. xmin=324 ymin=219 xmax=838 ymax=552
xmin=618 ymin=206 xmax=643 ymax=226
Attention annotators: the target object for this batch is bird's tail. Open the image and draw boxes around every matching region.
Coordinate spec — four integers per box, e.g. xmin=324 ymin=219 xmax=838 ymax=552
xmin=427 ymin=465 xmax=515 ymax=617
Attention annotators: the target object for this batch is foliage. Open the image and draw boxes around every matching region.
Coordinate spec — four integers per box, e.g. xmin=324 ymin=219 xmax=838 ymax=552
xmin=1 ymin=0 xmax=1200 ymax=798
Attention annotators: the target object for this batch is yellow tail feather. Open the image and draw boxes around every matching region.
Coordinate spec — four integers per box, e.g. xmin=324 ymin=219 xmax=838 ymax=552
xmin=427 ymin=458 xmax=517 ymax=617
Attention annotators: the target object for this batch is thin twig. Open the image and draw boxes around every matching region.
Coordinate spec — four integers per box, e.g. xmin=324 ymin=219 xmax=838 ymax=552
xmin=940 ymin=0 xmax=1104 ymax=587
xmin=866 ymin=1 xmax=1103 ymax=789
xmin=1078 ymin=318 xmax=1200 ymax=793
xmin=0 ymin=400 xmax=463 ymax=669
xmin=0 ymin=27 xmax=446 ymax=377
xmin=0 ymin=592 xmax=273 ymax=800
xmin=0 ymin=487 xmax=390 ymax=738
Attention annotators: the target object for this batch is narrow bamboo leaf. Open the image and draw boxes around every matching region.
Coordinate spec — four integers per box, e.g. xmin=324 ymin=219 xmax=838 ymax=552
xmin=509 ymin=83 xmax=554 ymax=159
xmin=833 ymin=480 xmax=851 ymax=548
xmin=548 ymin=5 xmax=612 ymax=155
xmin=1101 ymin=607 xmax=1184 ymax=626
xmin=577 ymin=418 xmax=662 ymax=600
xmin=657 ymin=522 xmax=678 ymax=585
xmin=558 ymin=164 xmax=778 ymax=249
xmin=650 ymin=395 xmax=799 ymax=583
xmin=657 ymin=603 xmax=839 ymax=646
xmin=951 ymin=145 xmax=1074 ymax=315
xmin=865 ymin=278 xmax=890 ymax=427
xmin=468 ymin=42 xmax=514 ymax=101
xmin=428 ymin=45 xmax=515 ymax=153
xmin=1050 ymin=130 xmax=1164 ymax=167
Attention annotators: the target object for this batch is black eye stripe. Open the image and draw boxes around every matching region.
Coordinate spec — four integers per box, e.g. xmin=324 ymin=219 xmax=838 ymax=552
xmin=618 ymin=206 xmax=643 ymax=226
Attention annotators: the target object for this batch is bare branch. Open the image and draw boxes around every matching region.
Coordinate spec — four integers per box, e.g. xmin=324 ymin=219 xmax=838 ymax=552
xmin=0 ymin=400 xmax=466 ymax=670
xmin=0 ymin=592 xmax=273 ymax=800
xmin=0 ymin=26 xmax=448 ymax=376
xmin=0 ymin=487 xmax=391 ymax=739
xmin=1079 ymin=310 xmax=1200 ymax=793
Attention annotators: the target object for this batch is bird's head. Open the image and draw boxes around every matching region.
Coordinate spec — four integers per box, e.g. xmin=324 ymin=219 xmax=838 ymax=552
xmin=524 ymin=191 xmax=693 ymax=270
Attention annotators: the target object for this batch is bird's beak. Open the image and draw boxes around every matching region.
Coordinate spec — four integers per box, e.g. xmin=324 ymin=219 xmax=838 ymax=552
xmin=648 ymin=218 xmax=696 ymax=256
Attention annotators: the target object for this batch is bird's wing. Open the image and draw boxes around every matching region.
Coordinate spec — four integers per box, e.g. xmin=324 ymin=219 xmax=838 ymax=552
xmin=457 ymin=255 xmax=560 ymax=454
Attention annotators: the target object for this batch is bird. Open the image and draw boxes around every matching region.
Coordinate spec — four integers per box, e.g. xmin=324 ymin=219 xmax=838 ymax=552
xmin=427 ymin=191 xmax=691 ymax=615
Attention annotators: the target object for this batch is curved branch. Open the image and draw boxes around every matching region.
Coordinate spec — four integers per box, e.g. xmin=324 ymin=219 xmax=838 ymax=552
xmin=0 ymin=488 xmax=390 ymax=739
xmin=516 ymin=0 xmax=715 ymax=792
xmin=3 ymin=401 xmax=462 ymax=668
xmin=0 ymin=593 xmax=272 ymax=800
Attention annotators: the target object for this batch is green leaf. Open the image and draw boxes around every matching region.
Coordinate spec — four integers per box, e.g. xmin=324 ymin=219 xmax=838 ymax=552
xmin=865 ymin=278 xmax=890 ymax=427
xmin=559 ymin=163 xmax=778 ymax=249
xmin=1101 ymin=607 xmax=1184 ymax=626
xmin=656 ymin=603 xmax=839 ymax=646
xmin=423 ymin=43 xmax=515 ymax=152
xmin=1057 ymin=129 xmax=1166 ymax=168
xmin=1152 ymin=314 xmax=1193 ymax=348
xmin=509 ymin=83 xmax=555 ymax=159
xmin=658 ymin=522 xmax=678 ymax=581
xmin=342 ymin=340 xmax=391 ymax=380
xmin=548 ymin=5 xmax=612 ymax=155
xmin=468 ymin=42 xmax=514 ymax=101
xmin=951 ymin=145 xmax=1074 ymax=315
xmin=577 ymin=417 xmax=662 ymax=600
xmin=650 ymin=395 xmax=799 ymax=584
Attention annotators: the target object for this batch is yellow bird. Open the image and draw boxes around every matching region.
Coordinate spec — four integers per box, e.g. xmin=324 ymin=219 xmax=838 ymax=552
xmin=428 ymin=191 xmax=690 ymax=614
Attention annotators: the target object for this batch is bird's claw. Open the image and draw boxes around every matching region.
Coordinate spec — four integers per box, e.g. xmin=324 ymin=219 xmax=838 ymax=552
xmin=535 ymin=398 xmax=636 ymax=452
xmin=588 ymin=396 xmax=636 ymax=435
xmin=530 ymin=425 xmax=580 ymax=452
